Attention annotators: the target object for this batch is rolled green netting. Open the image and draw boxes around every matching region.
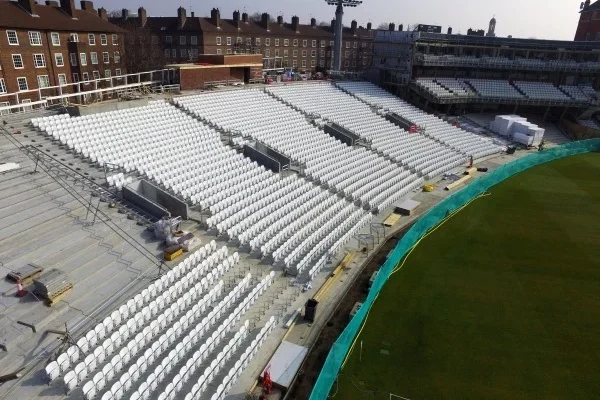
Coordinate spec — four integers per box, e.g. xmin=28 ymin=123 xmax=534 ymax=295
xmin=310 ymin=139 xmax=600 ymax=400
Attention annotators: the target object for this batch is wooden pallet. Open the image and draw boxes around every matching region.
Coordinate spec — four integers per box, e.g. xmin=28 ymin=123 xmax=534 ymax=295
xmin=37 ymin=283 xmax=73 ymax=307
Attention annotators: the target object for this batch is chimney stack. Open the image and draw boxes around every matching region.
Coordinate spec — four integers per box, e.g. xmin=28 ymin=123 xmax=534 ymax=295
xmin=18 ymin=0 xmax=37 ymax=14
xmin=262 ymin=13 xmax=270 ymax=30
xmin=242 ymin=12 xmax=249 ymax=22
xmin=331 ymin=19 xmax=335 ymax=30
xmin=277 ymin=15 xmax=283 ymax=25
xmin=389 ymin=22 xmax=395 ymax=31
xmin=399 ymin=24 xmax=403 ymax=31
xmin=178 ymin=6 xmax=187 ymax=28
xmin=292 ymin=16 xmax=299 ymax=32
xmin=351 ymin=19 xmax=357 ymax=34
xmin=211 ymin=8 xmax=221 ymax=28
xmin=80 ymin=1 xmax=94 ymax=12
xmin=233 ymin=10 xmax=240 ymax=28
xmin=138 ymin=7 xmax=147 ymax=27
xmin=98 ymin=7 xmax=107 ymax=20
xmin=447 ymin=27 xmax=452 ymax=34
xmin=60 ymin=0 xmax=76 ymax=17
xmin=121 ymin=8 xmax=129 ymax=19
xmin=311 ymin=18 xmax=316 ymax=27
xmin=367 ymin=22 xmax=372 ymax=30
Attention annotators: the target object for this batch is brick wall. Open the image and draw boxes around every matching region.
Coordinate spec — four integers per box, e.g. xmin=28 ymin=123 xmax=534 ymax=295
xmin=180 ymin=66 xmax=244 ymax=89
xmin=575 ymin=10 xmax=600 ymax=40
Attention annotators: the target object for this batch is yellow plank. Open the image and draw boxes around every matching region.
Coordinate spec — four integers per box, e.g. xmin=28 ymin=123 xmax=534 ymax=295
xmin=383 ymin=213 xmax=401 ymax=227
xmin=445 ymin=174 xmax=472 ymax=191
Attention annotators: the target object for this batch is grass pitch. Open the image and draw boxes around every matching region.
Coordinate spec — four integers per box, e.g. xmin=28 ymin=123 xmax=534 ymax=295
xmin=335 ymin=153 xmax=600 ymax=400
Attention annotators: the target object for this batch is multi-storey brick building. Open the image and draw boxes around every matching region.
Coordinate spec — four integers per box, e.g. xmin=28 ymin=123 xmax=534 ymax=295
xmin=111 ymin=7 xmax=375 ymax=74
xmin=575 ymin=0 xmax=600 ymax=41
xmin=0 ymin=0 xmax=126 ymax=110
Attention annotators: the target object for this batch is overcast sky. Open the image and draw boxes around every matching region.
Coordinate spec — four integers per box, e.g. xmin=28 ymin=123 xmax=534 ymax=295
xmin=94 ymin=0 xmax=581 ymax=41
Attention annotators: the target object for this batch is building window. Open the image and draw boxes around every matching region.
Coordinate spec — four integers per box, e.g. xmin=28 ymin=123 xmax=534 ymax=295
xmin=92 ymin=71 xmax=100 ymax=80
xmin=33 ymin=53 xmax=46 ymax=68
xmin=57 ymin=74 xmax=67 ymax=86
xmin=151 ymin=36 xmax=158 ymax=44
xmin=171 ymin=49 xmax=177 ymax=58
xmin=293 ymin=50 xmax=298 ymax=57
xmin=353 ymin=41 xmax=357 ymax=48
xmin=70 ymin=33 xmax=78 ymax=42
xmin=191 ymin=36 xmax=197 ymax=45
xmin=82 ymin=72 xmax=89 ymax=82
xmin=216 ymin=37 xmax=221 ymax=45
xmin=312 ymin=40 xmax=316 ymax=47
xmin=344 ymin=60 xmax=349 ymax=67
xmin=275 ymin=49 xmax=280 ymax=57
xmin=345 ymin=50 xmax=350 ymax=57
xmin=346 ymin=41 xmax=350 ymax=48
xmin=237 ymin=37 xmax=242 ymax=44
xmin=180 ymin=48 xmax=187 ymax=58
xmin=115 ymin=68 xmax=121 ymax=76
xmin=103 ymin=52 xmax=109 ymax=64
xmin=320 ymin=40 xmax=325 ymax=47
xmin=284 ymin=39 xmax=289 ymax=46
xmin=311 ymin=60 xmax=316 ymax=67
xmin=90 ymin=52 xmax=98 ymax=65
xmin=265 ymin=49 xmax=270 ymax=57
xmin=216 ymin=48 xmax=222 ymax=55
xmin=70 ymin=53 xmax=77 ymax=66
xmin=226 ymin=37 xmax=231 ymax=45
xmin=311 ymin=50 xmax=316 ymax=57
xmin=12 ymin=54 xmax=24 ymax=69
xmin=0 ymin=101 xmax=9 ymax=115
xmin=164 ymin=49 xmax=170 ymax=57
xmin=293 ymin=39 xmax=298 ymax=46
xmin=302 ymin=50 xmax=307 ymax=57
xmin=112 ymin=34 xmax=118 ymax=45
xmin=301 ymin=60 xmax=306 ymax=68
xmin=303 ymin=40 xmax=307 ymax=47
xmin=37 ymin=75 xmax=50 ymax=88
xmin=17 ymin=77 xmax=28 ymax=91
xmin=284 ymin=49 xmax=288 ymax=57
xmin=0 ymin=78 xmax=6 ymax=94
xmin=166 ymin=36 xmax=173 ymax=44
xmin=51 ymin=32 xmax=60 ymax=46
xmin=265 ymin=38 xmax=270 ymax=46
xmin=319 ymin=60 xmax=325 ymax=67
xmin=226 ymin=48 xmax=232 ymax=54
xmin=292 ymin=60 xmax=297 ymax=67
xmin=275 ymin=39 xmax=280 ymax=47
xmin=180 ymin=36 xmax=186 ymax=45
xmin=113 ymin=51 xmax=120 ymax=63
xmin=88 ymin=33 xmax=96 ymax=45
xmin=80 ymin=53 xmax=87 ymax=66
xmin=6 ymin=30 xmax=18 ymax=45
xmin=29 ymin=31 xmax=42 ymax=46
xmin=330 ymin=40 xmax=334 ymax=46
xmin=320 ymin=49 xmax=325 ymax=57
xmin=190 ymin=48 xmax=198 ymax=59
xmin=100 ymin=34 xmax=107 ymax=45
xmin=72 ymin=73 xmax=79 ymax=83
xmin=105 ymin=70 xmax=111 ymax=78
xmin=255 ymin=38 xmax=261 ymax=45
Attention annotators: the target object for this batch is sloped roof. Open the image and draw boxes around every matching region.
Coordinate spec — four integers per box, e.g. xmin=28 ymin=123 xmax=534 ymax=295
xmin=0 ymin=2 xmax=124 ymax=32
xmin=582 ymin=0 xmax=600 ymax=12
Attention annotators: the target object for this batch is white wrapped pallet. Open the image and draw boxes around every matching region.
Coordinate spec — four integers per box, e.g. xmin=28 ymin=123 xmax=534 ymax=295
xmin=513 ymin=132 xmax=534 ymax=146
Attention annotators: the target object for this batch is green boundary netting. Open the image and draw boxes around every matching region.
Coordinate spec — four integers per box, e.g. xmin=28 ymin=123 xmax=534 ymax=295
xmin=310 ymin=139 xmax=600 ymax=399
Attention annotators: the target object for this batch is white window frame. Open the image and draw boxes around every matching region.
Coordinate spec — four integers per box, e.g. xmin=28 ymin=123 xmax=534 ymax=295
xmin=226 ymin=48 xmax=232 ymax=54
xmin=37 ymin=75 xmax=50 ymax=89
xmin=353 ymin=41 xmax=357 ymax=48
xmin=180 ymin=48 xmax=187 ymax=58
xmin=265 ymin=49 xmax=270 ymax=57
xmin=114 ymin=51 xmax=120 ymax=63
xmin=90 ymin=52 xmax=98 ymax=65
xmin=226 ymin=37 xmax=231 ymax=45
xmin=51 ymin=32 xmax=60 ymax=46
xmin=0 ymin=101 xmax=10 ymax=115
xmin=6 ymin=30 xmax=18 ymax=45
xmin=180 ymin=36 xmax=186 ymax=45
xmin=265 ymin=38 xmax=270 ymax=46
xmin=284 ymin=49 xmax=288 ymax=57
xmin=166 ymin=36 xmax=173 ymax=44
xmin=293 ymin=39 xmax=298 ymax=46
xmin=82 ymin=72 xmax=89 ymax=83
xmin=0 ymin=78 xmax=6 ymax=94
xmin=57 ymin=73 xmax=67 ymax=86
xmin=92 ymin=71 xmax=100 ymax=80
xmin=301 ymin=60 xmax=306 ymax=68
xmin=293 ymin=50 xmax=298 ymax=57
xmin=275 ymin=49 xmax=280 ymax=57
xmin=284 ymin=39 xmax=289 ymax=46
xmin=311 ymin=60 xmax=316 ymax=67
xmin=216 ymin=37 xmax=221 ymax=45
xmin=255 ymin=38 xmax=261 ymax=45
xmin=100 ymin=34 xmax=107 ymax=45
xmin=21 ymin=99 xmax=32 ymax=111
xmin=171 ymin=49 xmax=176 ymax=58
xmin=112 ymin=34 xmax=118 ymax=45
xmin=312 ymin=40 xmax=316 ymax=47
xmin=70 ymin=33 xmax=79 ymax=42
xmin=80 ymin=52 xmax=87 ymax=66
xmin=88 ymin=33 xmax=96 ymax=45
xmin=346 ymin=41 xmax=350 ymax=48
xmin=105 ymin=69 xmax=111 ymax=78
xmin=115 ymin=68 xmax=121 ymax=76
xmin=33 ymin=53 xmax=46 ymax=68
xmin=28 ymin=31 xmax=42 ymax=46
xmin=17 ymin=77 xmax=28 ymax=91
xmin=292 ymin=60 xmax=297 ymax=67
xmin=70 ymin=53 xmax=77 ymax=67
xmin=12 ymin=54 xmax=24 ymax=69
xmin=319 ymin=59 xmax=325 ymax=67
xmin=320 ymin=40 xmax=325 ymax=47
xmin=311 ymin=50 xmax=316 ymax=57
xmin=275 ymin=39 xmax=279 ymax=46
xmin=164 ymin=49 xmax=170 ymax=57
xmin=216 ymin=48 xmax=222 ymax=55
xmin=303 ymin=40 xmax=307 ymax=47
xmin=102 ymin=52 xmax=109 ymax=64
xmin=320 ymin=49 xmax=325 ymax=57
xmin=191 ymin=36 xmax=197 ymax=45
xmin=302 ymin=50 xmax=307 ymax=57
xmin=72 ymin=73 xmax=79 ymax=83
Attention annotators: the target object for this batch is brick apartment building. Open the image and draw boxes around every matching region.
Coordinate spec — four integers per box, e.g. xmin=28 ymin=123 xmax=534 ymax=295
xmin=0 ymin=0 xmax=126 ymax=110
xmin=575 ymin=0 xmax=600 ymax=41
xmin=111 ymin=7 xmax=375 ymax=74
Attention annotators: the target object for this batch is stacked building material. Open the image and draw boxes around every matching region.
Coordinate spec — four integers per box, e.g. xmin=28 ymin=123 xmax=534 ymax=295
xmin=33 ymin=269 xmax=72 ymax=303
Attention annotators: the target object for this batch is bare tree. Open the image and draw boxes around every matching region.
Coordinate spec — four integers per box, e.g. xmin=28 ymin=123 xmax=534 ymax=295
xmin=122 ymin=25 xmax=166 ymax=74
xmin=319 ymin=21 xmax=330 ymax=27
xmin=107 ymin=10 xmax=122 ymax=18
xmin=377 ymin=22 xmax=389 ymax=29
xmin=249 ymin=12 xmax=276 ymax=22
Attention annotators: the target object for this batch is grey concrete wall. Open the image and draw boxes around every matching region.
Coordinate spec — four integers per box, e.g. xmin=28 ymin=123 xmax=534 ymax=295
xmin=124 ymin=179 xmax=189 ymax=220
xmin=66 ymin=98 xmax=151 ymax=116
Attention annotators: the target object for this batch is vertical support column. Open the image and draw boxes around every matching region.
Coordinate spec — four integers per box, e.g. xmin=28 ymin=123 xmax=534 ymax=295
xmin=543 ymin=106 xmax=551 ymax=121
xmin=333 ymin=2 xmax=344 ymax=71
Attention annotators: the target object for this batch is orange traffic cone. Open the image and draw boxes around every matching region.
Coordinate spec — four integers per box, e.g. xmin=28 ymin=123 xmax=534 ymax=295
xmin=16 ymin=280 xmax=26 ymax=297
